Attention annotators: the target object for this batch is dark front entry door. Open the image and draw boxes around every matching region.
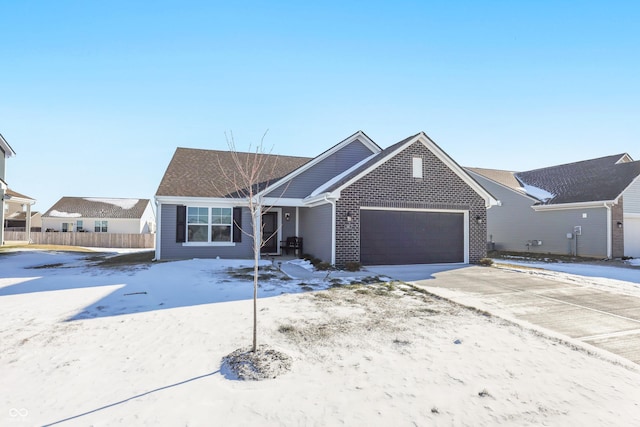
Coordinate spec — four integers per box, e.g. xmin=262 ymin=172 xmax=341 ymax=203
xmin=261 ymin=212 xmax=278 ymax=254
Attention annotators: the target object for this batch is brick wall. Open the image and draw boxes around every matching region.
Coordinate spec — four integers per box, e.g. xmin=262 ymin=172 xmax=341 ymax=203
xmin=335 ymin=141 xmax=487 ymax=266
xmin=612 ymin=197 xmax=624 ymax=258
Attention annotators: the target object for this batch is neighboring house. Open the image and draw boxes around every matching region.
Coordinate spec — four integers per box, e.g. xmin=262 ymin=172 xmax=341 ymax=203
xmin=155 ymin=131 xmax=497 ymax=266
xmin=42 ymin=197 xmax=156 ymax=234
xmin=1 ymin=134 xmax=38 ymax=244
xmin=468 ymin=153 xmax=640 ymax=259
xmin=3 ymin=189 xmax=40 ymax=231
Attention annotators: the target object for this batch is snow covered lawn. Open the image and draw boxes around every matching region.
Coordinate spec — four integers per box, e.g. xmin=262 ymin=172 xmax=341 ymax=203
xmin=1 ymin=250 xmax=639 ymax=426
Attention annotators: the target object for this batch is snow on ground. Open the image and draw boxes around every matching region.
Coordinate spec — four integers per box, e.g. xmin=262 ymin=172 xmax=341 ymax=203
xmin=493 ymin=259 xmax=640 ymax=297
xmin=2 ymin=250 xmax=640 ymax=426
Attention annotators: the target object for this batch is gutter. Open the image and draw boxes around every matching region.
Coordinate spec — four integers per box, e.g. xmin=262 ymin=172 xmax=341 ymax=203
xmin=531 ymin=200 xmax=617 ymax=212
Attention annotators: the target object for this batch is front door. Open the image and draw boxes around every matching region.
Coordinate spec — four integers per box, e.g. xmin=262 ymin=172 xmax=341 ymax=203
xmin=261 ymin=212 xmax=278 ymax=254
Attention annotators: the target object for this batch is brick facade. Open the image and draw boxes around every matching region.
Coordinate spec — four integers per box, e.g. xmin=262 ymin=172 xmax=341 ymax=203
xmin=335 ymin=141 xmax=487 ymax=267
xmin=611 ymin=197 xmax=624 ymax=258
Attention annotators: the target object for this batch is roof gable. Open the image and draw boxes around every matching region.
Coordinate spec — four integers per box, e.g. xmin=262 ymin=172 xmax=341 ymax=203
xmin=515 ymin=153 xmax=640 ymax=204
xmin=43 ymin=197 xmax=152 ymax=219
xmin=318 ymin=132 xmax=497 ymax=207
xmin=259 ymin=130 xmax=380 ymax=198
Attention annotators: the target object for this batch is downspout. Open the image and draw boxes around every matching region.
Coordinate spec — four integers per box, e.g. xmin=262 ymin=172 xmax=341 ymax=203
xmin=154 ymin=200 xmax=161 ymax=261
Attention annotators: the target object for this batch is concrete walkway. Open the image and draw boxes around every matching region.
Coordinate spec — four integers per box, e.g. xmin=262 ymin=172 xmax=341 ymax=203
xmin=371 ymin=264 xmax=640 ymax=365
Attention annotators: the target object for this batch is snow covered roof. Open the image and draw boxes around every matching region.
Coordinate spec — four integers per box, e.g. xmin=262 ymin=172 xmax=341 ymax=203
xmin=43 ymin=197 xmax=151 ymax=219
xmin=470 ymin=153 xmax=640 ymax=205
xmin=515 ymin=153 xmax=640 ymax=204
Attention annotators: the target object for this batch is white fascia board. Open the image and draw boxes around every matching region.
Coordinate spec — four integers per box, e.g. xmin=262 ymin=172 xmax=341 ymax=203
xmin=154 ymin=195 xmax=248 ymax=207
xmin=616 ymin=154 xmax=634 ymax=163
xmin=261 ymin=197 xmax=307 ymax=207
xmin=532 ymin=200 xmax=617 ymax=212
xmin=0 ymin=134 xmax=16 ymax=158
xmin=0 ymin=179 xmax=7 ymax=190
xmin=620 ymin=173 xmax=640 ymax=199
xmin=5 ymin=196 xmax=35 ymax=205
xmin=303 ymin=192 xmax=340 ymax=207
xmin=466 ymin=169 xmax=539 ymax=204
xmin=255 ymin=131 xmax=381 ymax=198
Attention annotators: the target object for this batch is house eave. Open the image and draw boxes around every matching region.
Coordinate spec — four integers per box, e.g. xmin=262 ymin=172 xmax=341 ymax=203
xmin=532 ymin=200 xmax=617 ymax=212
xmin=155 ymin=195 xmax=247 ymax=206
xmin=0 ymin=133 xmax=16 ymax=158
xmin=303 ymin=192 xmax=340 ymax=207
xmin=5 ymin=196 xmax=35 ymax=205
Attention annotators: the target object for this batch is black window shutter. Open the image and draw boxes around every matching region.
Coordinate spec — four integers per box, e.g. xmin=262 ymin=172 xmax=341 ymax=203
xmin=233 ymin=207 xmax=242 ymax=242
xmin=176 ymin=205 xmax=186 ymax=243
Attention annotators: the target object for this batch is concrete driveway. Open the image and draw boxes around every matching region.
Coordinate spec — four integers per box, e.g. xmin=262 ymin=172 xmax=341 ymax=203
xmin=366 ymin=264 xmax=640 ymax=365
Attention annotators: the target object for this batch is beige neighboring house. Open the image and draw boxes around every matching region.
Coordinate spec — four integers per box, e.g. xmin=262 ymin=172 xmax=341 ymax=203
xmin=1 ymin=133 xmax=37 ymax=244
xmin=42 ymin=197 xmax=156 ymax=234
xmin=4 ymin=189 xmax=40 ymax=230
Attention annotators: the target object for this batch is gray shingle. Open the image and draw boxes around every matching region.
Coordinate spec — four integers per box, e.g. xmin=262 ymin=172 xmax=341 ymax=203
xmin=155 ymin=148 xmax=311 ymax=198
xmin=515 ymin=154 xmax=640 ymax=204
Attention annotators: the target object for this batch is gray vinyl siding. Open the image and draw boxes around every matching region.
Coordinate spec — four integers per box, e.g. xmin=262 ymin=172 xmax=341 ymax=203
xmin=159 ymin=204 xmax=254 ymax=260
xmin=280 ymin=207 xmax=298 ymax=240
xmin=472 ymin=173 xmax=609 ymax=257
xmin=299 ymin=204 xmax=332 ymax=262
xmin=265 ymin=139 xmax=374 ymax=199
xmin=623 ymin=178 xmax=640 ymax=214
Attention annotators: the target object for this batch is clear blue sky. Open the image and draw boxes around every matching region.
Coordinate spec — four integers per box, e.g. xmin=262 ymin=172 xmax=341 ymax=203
xmin=2 ymin=1 xmax=639 ymax=212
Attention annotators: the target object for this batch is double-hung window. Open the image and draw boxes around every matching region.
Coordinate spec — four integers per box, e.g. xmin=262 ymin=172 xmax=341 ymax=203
xmin=95 ymin=220 xmax=108 ymax=232
xmin=187 ymin=207 xmax=233 ymax=243
xmin=211 ymin=208 xmax=232 ymax=242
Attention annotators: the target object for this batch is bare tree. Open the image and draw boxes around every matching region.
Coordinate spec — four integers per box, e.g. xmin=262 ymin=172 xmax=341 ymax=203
xmin=217 ymin=131 xmax=281 ymax=352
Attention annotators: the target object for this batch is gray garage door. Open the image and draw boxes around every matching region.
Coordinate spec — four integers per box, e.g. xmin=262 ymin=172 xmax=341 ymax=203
xmin=360 ymin=210 xmax=464 ymax=265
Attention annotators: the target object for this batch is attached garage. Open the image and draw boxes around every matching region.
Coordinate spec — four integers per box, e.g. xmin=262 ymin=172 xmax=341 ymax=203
xmin=624 ymin=215 xmax=640 ymax=258
xmin=360 ymin=209 xmax=466 ymax=265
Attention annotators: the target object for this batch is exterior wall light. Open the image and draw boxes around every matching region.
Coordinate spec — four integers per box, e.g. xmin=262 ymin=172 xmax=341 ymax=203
xmin=617 ymin=221 xmax=623 ymax=228
xmin=346 ymin=212 xmax=353 ymax=222
xmin=285 ymin=212 xmax=291 ymax=221
xmin=476 ymin=215 xmax=483 ymax=224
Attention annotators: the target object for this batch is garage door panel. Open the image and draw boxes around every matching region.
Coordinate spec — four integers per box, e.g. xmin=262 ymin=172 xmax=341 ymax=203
xmin=624 ymin=217 xmax=640 ymax=258
xmin=360 ymin=210 xmax=464 ymax=265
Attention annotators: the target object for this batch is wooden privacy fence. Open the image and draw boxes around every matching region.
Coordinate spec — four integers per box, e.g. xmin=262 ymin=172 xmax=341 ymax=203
xmin=5 ymin=231 xmax=155 ymax=249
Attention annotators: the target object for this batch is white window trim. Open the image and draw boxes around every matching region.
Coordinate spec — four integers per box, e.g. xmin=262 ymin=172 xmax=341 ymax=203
xmin=185 ymin=206 xmax=235 ymax=245
xmin=412 ymin=157 xmax=423 ymax=178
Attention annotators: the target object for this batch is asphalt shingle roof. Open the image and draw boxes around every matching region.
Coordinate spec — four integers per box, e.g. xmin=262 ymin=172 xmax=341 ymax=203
xmin=471 ymin=154 xmax=640 ymax=205
xmin=156 ymin=148 xmax=312 ymax=198
xmin=6 ymin=189 xmax=35 ymax=200
xmin=43 ymin=197 xmax=151 ymax=219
